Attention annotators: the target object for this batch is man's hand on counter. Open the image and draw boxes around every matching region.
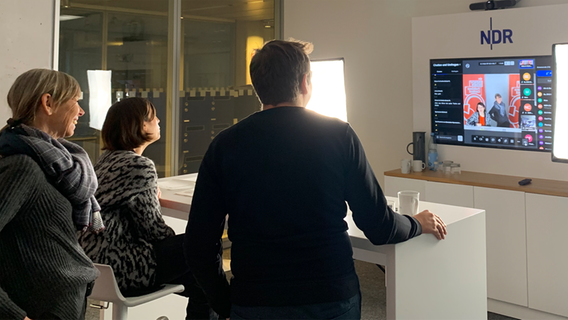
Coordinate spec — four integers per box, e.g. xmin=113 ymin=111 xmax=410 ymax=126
xmin=413 ymin=210 xmax=447 ymax=240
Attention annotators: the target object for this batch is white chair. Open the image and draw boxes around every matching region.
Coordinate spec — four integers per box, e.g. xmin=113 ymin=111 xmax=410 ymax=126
xmin=89 ymin=263 xmax=185 ymax=320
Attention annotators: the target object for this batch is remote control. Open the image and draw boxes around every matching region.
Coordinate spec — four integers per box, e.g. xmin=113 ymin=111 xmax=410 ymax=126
xmin=518 ymin=178 xmax=532 ymax=186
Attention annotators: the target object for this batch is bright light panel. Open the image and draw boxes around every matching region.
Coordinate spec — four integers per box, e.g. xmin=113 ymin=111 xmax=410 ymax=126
xmin=87 ymin=70 xmax=112 ymax=131
xmin=307 ymin=59 xmax=347 ymax=122
xmin=553 ymin=44 xmax=568 ymax=162
xmin=60 ymin=15 xmax=84 ymax=22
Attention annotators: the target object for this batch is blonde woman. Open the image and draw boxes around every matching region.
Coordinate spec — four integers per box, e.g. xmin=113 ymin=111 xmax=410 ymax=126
xmin=0 ymin=69 xmax=101 ymax=320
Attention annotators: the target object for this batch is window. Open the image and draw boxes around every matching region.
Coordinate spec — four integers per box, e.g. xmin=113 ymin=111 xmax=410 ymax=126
xmin=59 ymin=0 xmax=279 ymax=176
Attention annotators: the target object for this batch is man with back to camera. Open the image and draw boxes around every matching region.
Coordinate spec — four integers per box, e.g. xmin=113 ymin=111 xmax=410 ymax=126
xmin=489 ymin=93 xmax=510 ymax=127
xmin=184 ymin=39 xmax=447 ymax=319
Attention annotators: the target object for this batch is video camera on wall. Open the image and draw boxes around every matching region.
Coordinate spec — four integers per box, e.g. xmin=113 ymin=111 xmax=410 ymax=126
xmin=469 ymin=0 xmax=519 ymax=11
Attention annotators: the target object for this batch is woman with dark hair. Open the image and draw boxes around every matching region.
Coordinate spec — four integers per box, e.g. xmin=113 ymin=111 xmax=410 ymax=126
xmin=79 ymin=97 xmax=214 ymax=320
xmin=467 ymin=102 xmax=490 ymax=126
xmin=0 ymin=68 xmax=101 ymax=319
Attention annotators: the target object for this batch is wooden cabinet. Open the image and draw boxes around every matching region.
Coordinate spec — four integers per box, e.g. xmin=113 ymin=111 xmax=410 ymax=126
xmin=384 ymin=177 xmax=473 ymax=207
xmin=384 ymin=177 xmax=526 ymax=306
xmin=526 ymin=193 xmax=568 ymax=318
xmin=425 ymin=181 xmax=473 ymax=207
xmin=384 ymin=169 xmax=568 ymax=320
xmin=474 ymin=187 xmax=527 ymax=307
xmin=384 ymin=176 xmax=426 ymax=200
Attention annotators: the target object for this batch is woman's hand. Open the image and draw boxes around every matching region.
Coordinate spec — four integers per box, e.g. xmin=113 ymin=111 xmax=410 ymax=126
xmin=157 ymin=186 xmax=162 ymax=199
xmin=413 ymin=210 xmax=447 ymax=240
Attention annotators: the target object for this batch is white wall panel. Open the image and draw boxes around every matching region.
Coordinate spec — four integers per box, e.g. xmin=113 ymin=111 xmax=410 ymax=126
xmin=0 ymin=0 xmax=55 ymax=122
xmin=412 ymin=3 xmax=568 ymax=180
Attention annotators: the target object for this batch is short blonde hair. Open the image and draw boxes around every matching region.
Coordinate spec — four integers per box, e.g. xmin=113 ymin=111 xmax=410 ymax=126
xmin=7 ymin=68 xmax=80 ymax=126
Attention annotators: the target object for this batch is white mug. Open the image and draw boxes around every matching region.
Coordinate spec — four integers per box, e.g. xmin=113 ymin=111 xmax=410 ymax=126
xmin=398 ymin=190 xmax=420 ymax=216
xmin=412 ymin=160 xmax=426 ymax=172
xmin=401 ymin=159 xmax=412 ymax=174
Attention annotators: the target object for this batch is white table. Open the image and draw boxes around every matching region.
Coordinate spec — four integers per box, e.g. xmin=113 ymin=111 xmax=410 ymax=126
xmin=158 ymin=173 xmax=198 ymax=220
xmin=157 ymin=174 xmax=488 ymax=320
xmin=348 ymin=202 xmax=487 ymax=319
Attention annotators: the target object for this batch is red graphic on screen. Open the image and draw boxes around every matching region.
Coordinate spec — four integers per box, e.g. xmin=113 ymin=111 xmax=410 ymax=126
xmin=463 ymin=74 xmax=486 ymax=124
xmin=508 ymin=75 xmax=520 ymax=128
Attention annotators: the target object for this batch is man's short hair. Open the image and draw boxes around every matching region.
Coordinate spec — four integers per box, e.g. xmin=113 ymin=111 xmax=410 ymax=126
xmin=250 ymin=39 xmax=314 ymax=106
xmin=495 ymin=93 xmax=502 ymax=98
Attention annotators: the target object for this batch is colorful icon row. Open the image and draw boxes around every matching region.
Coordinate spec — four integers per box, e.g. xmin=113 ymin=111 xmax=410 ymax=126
xmin=524 ymin=134 xmax=545 ymax=146
xmin=523 ymin=103 xmax=545 ymax=112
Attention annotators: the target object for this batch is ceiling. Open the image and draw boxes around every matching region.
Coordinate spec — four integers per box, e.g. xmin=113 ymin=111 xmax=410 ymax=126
xmin=62 ymin=0 xmax=275 ymax=21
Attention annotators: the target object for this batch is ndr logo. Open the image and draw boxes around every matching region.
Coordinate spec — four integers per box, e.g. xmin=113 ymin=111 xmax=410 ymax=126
xmin=481 ymin=17 xmax=513 ymax=50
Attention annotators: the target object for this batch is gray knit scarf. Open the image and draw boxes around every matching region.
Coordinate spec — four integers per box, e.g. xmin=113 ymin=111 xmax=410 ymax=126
xmin=0 ymin=121 xmax=104 ymax=233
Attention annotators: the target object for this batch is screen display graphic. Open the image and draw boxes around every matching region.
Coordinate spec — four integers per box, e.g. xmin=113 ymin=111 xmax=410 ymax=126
xmin=430 ymin=56 xmax=553 ymax=152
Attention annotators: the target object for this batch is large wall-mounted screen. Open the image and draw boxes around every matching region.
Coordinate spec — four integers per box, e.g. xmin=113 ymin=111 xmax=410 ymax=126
xmin=430 ymin=56 xmax=553 ymax=152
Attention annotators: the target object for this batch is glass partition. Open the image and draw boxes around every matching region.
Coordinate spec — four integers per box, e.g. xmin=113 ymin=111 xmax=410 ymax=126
xmin=59 ymin=0 xmax=279 ymax=176
xmin=178 ymin=0 xmax=275 ymax=174
xmin=59 ymin=1 xmax=170 ymax=175
xmin=59 ymin=8 xmax=104 ymax=164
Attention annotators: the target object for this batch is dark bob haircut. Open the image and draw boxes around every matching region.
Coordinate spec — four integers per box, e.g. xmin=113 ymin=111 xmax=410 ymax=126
xmin=101 ymin=97 xmax=157 ymax=151
xmin=250 ymin=39 xmax=313 ymax=106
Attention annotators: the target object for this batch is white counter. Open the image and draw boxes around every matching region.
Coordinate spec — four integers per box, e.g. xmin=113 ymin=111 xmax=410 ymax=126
xmin=348 ymin=201 xmax=487 ymax=319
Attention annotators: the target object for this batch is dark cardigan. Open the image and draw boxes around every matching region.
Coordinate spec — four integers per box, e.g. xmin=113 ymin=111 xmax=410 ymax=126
xmin=0 ymin=154 xmax=98 ymax=320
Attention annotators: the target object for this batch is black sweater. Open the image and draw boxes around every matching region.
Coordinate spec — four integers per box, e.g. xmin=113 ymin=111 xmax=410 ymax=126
xmin=185 ymin=107 xmax=422 ymax=317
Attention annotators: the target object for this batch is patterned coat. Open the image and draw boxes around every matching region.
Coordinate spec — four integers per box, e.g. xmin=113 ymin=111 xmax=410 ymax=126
xmin=79 ymin=150 xmax=174 ymax=292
